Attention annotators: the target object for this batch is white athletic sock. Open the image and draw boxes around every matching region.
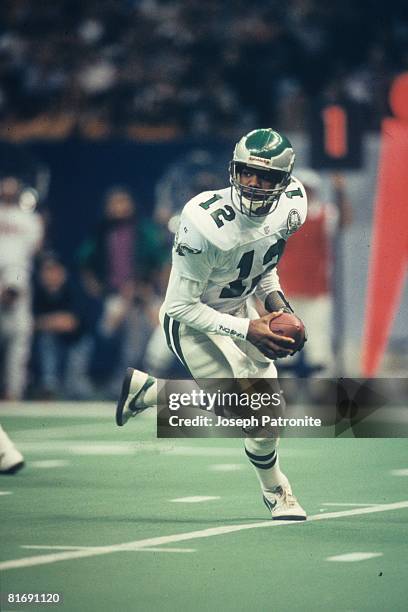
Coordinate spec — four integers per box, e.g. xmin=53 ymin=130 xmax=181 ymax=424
xmin=244 ymin=438 xmax=287 ymax=492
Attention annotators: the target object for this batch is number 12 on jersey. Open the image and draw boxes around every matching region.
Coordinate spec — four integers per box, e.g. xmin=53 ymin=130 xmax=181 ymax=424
xmin=199 ymin=194 xmax=236 ymax=228
xmin=220 ymin=239 xmax=286 ymax=299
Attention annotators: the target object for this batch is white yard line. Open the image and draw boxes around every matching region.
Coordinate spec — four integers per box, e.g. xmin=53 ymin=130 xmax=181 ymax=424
xmin=30 ymin=460 xmax=70 ymax=469
xmin=21 ymin=545 xmax=104 ymax=550
xmin=1 ymin=500 xmax=407 ymax=571
xmin=16 ymin=423 xmax=116 ymax=439
xmin=15 ymin=441 xmax=140 ymax=456
xmin=0 ymin=403 xmax=116 ymax=418
xmin=170 ymin=496 xmax=221 ymax=503
xmin=15 ymin=440 xmax=243 ymax=457
xmin=120 ymin=547 xmax=196 ymax=553
xmin=321 ymin=502 xmax=384 ymax=507
xmin=209 ymin=464 xmax=244 ymax=472
xmin=160 ymin=447 xmax=242 ymax=456
xmin=390 ymin=468 xmax=408 ymax=476
xmin=327 ymin=552 xmax=383 ymax=562
xmin=21 ymin=545 xmax=195 ymax=553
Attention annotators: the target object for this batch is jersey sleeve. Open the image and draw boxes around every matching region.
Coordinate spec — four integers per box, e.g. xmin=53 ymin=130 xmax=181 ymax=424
xmin=163 ymin=212 xmax=250 ymax=340
xmin=283 ymin=178 xmax=308 ymax=238
xmin=162 ymin=270 xmax=250 ymax=339
xmin=171 ymin=212 xmax=212 ymax=282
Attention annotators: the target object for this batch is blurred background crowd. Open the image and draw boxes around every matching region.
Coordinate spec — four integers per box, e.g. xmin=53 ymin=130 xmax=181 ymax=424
xmin=0 ymin=174 xmax=180 ymax=401
xmin=0 ymin=0 xmax=407 ymax=140
xmin=1 ymin=1 xmax=407 ymax=402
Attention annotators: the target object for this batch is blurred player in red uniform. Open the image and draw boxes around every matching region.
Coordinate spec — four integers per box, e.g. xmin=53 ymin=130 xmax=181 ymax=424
xmin=278 ymin=170 xmax=352 ymax=376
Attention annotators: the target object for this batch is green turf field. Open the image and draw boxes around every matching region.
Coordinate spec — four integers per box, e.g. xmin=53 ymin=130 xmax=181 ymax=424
xmin=1 ymin=403 xmax=407 ymax=611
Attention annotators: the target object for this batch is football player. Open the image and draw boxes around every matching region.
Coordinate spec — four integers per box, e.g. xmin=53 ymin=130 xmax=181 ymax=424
xmin=0 ymin=176 xmax=44 ymax=400
xmin=116 ymin=128 xmax=308 ymax=520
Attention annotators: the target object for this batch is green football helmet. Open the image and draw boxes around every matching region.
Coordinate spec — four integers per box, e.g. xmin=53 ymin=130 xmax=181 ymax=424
xmin=230 ymin=128 xmax=295 ymax=216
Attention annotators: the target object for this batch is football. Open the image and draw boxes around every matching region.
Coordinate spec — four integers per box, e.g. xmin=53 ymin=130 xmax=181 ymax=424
xmin=269 ymin=312 xmax=306 ymax=350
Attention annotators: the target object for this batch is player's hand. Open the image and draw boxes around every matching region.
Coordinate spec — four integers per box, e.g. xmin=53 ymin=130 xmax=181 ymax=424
xmin=247 ymin=310 xmax=296 ymax=359
xmin=290 ymin=326 xmax=307 ymax=355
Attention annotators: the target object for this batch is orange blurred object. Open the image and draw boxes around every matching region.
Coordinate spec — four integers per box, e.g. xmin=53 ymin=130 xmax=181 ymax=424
xmin=361 ymin=72 xmax=408 ymax=375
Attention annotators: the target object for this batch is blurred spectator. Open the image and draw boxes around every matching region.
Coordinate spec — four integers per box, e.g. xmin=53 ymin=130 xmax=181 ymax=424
xmin=79 ymin=186 xmax=140 ymax=292
xmin=0 ymin=176 xmax=43 ymax=399
xmin=31 ymin=255 xmax=80 ymax=398
xmin=76 ymin=185 xmax=164 ymax=395
xmin=65 ymin=268 xmax=105 ymax=399
xmin=0 ymin=0 xmax=405 ymax=139
xmin=277 ymin=169 xmax=352 ymax=377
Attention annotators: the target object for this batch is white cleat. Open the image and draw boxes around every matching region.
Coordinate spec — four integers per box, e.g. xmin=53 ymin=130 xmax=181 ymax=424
xmin=0 ymin=447 xmax=25 ymax=475
xmin=115 ymin=368 xmax=154 ymax=427
xmin=263 ymin=484 xmax=307 ymax=521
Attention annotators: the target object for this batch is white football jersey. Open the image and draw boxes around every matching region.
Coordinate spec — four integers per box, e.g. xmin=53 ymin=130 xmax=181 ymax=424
xmin=161 ymin=178 xmax=307 ymax=340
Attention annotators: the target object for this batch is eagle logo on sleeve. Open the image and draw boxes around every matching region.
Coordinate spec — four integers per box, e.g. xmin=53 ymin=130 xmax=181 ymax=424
xmin=174 ymin=231 xmax=202 ymax=256
xmin=286 ymin=209 xmax=302 ymax=236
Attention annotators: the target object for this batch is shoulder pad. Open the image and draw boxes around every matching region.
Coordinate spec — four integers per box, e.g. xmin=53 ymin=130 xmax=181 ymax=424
xmin=181 ymin=188 xmax=240 ymax=251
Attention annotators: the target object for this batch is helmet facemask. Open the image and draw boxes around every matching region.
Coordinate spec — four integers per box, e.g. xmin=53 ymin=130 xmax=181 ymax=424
xmin=230 ymin=162 xmax=291 ymax=217
xmin=229 ymin=128 xmax=295 ymax=217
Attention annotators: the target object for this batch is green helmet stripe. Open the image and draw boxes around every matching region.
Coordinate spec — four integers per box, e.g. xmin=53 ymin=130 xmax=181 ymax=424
xmin=245 ymin=129 xmax=292 ymax=159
